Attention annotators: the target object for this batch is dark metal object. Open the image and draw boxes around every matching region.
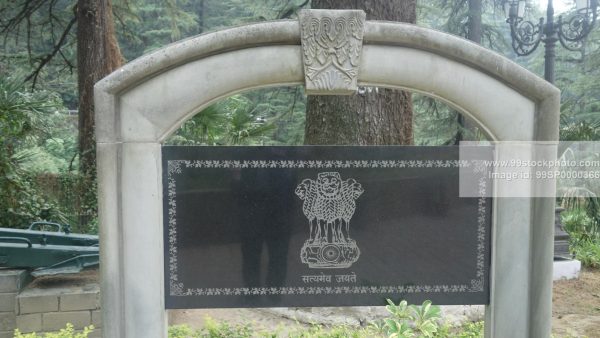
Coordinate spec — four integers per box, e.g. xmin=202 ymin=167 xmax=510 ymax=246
xmin=503 ymin=0 xmax=598 ymax=82
xmin=0 ymin=226 xmax=97 ymax=247
xmin=503 ymin=0 xmax=597 ymax=259
xmin=554 ymin=207 xmax=572 ymax=260
xmin=30 ymin=254 xmax=99 ymax=277
xmin=162 ymin=146 xmax=493 ymax=309
xmin=0 ymin=223 xmax=99 ymax=276
xmin=28 ymin=221 xmax=70 ymax=234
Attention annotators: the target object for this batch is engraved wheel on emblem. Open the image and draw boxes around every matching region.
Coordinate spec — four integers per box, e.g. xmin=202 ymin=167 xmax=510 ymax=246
xmin=321 ymin=244 xmax=341 ymax=262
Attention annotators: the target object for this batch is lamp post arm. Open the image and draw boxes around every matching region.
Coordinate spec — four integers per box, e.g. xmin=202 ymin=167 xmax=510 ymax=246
xmin=556 ymin=7 xmax=598 ymax=51
xmin=508 ymin=17 xmax=545 ymax=56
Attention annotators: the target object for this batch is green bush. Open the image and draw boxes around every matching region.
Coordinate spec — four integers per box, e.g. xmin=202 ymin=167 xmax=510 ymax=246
xmin=13 ymin=324 xmax=94 ymax=338
xmin=374 ymin=299 xmax=442 ymax=337
xmin=562 ymin=208 xmax=595 ymax=235
xmin=455 ymin=321 xmax=484 ymax=338
xmin=168 ymin=318 xmax=255 ymax=338
xmin=570 ymin=235 xmax=600 ymax=268
xmin=562 ymin=208 xmax=600 ymax=268
xmin=167 ymin=300 xmax=485 ymax=338
xmin=0 ymin=75 xmax=98 ymax=232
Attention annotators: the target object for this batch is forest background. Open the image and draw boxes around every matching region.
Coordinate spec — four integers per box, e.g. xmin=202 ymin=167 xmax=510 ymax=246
xmin=0 ymin=0 xmax=598 ymax=257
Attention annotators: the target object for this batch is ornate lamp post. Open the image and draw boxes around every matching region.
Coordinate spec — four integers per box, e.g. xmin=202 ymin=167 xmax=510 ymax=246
xmin=502 ymin=0 xmax=598 ymax=83
xmin=503 ymin=0 xmax=597 ymax=259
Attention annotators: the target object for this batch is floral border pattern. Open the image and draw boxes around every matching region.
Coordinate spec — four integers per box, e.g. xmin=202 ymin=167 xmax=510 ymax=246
xmin=167 ymin=159 xmax=488 ymax=296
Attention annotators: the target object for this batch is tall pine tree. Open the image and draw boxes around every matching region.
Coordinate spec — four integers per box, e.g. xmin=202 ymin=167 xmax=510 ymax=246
xmin=304 ymin=0 xmax=416 ymax=145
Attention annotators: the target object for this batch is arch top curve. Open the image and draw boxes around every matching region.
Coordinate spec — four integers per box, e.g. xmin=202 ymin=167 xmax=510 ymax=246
xmin=94 ymin=14 xmax=561 ymax=338
xmin=95 ymin=18 xmax=559 ymax=144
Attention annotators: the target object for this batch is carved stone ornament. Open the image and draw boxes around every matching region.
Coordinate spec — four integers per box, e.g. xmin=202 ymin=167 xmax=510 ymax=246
xmin=298 ymin=9 xmax=366 ymax=95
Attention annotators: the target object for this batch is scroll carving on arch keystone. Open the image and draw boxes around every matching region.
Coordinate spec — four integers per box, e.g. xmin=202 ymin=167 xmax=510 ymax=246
xmin=298 ymin=9 xmax=366 ymax=95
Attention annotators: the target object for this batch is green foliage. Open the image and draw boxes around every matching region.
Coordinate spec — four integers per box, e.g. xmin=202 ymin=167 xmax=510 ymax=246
xmin=562 ymin=207 xmax=599 ymax=237
xmin=168 ymin=318 xmax=254 ymax=338
xmin=13 ymin=323 xmax=94 ymax=338
xmin=0 ymin=0 xmax=78 ymax=106
xmin=168 ymin=321 xmax=375 ymax=338
xmin=419 ymin=0 xmax=509 ymax=50
xmin=168 ymin=324 xmax=198 ymax=338
xmin=560 ymin=114 xmax=600 ymax=141
xmin=0 ymin=76 xmax=66 ymax=228
xmin=287 ymin=324 xmax=373 ymax=338
xmin=116 ymin=0 xmax=199 ymax=59
xmin=413 ymin=94 xmax=487 ymax=145
xmin=0 ymin=75 xmax=94 ymax=231
xmin=562 ymin=208 xmax=600 ymax=268
xmin=454 ymin=321 xmax=484 ymax=338
xmin=166 ymin=303 xmax=486 ymax=338
xmin=166 ymin=87 xmax=306 ymax=146
xmin=375 ymin=299 xmax=442 ymax=337
xmin=571 ymin=236 xmax=600 ymax=268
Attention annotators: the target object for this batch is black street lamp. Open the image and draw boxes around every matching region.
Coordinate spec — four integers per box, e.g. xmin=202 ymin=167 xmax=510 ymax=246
xmin=503 ymin=0 xmax=598 ymax=259
xmin=502 ymin=0 xmax=598 ymax=83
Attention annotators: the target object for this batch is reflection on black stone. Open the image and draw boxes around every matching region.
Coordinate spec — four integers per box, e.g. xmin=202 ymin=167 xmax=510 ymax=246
xmin=235 ymin=169 xmax=293 ymax=302
xmin=163 ymin=146 xmax=493 ymax=308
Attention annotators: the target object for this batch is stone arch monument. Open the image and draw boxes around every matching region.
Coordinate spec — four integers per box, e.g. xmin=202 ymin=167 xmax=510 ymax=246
xmin=95 ymin=9 xmax=559 ymax=338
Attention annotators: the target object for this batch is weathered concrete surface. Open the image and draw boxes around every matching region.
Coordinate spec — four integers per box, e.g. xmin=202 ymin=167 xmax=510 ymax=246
xmin=14 ymin=273 xmax=100 ymax=334
xmin=0 ymin=293 xmax=16 ymax=313
xmin=18 ymin=294 xmax=59 ymax=314
xmin=261 ymin=305 xmax=484 ymax=327
xmin=0 ymin=312 xmax=16 ymax=333
xmin=0 ymin=270 xmax=28 ymax=337
xmin=15 ymin=314 xmax=42 ymax=332
xmin=0 ymin=270 xmax=29 ymax=293
xmin=553 ymin=259 xmax=581 ymax=281
xmin=95 ymin=13 xmax=560 ymax=338
xmin=299 ymin=10 xmax=366 ymax=95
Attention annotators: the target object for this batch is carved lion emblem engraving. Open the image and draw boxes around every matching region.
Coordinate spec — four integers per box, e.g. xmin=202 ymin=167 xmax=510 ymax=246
xmin=295 ymin=172 xmax=364 ymax=268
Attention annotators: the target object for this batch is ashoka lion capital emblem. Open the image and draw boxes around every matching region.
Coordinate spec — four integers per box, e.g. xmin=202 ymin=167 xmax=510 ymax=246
xmin=295 ymin=172 xmax=364 ymax=268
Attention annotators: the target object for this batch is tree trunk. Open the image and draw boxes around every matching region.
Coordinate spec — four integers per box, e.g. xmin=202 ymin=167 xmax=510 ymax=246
xmin=197 ymin=0 xmax=205 ymax=33
xmin=76 ymin=0 xmax=123 ymax=229
xmin=467 ymin=0 xmax=482 ymax=44
xmin=304 ymin=0 xmax=415 ymax=145
xmin=455 ymin=0 xmax=482 ymax=144
xmin=77 ymin=0 xmax=123 ymax=175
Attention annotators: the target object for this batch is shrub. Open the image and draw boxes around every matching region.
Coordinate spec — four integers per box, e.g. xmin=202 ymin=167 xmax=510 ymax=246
xmin=373 ymin=299 xmax=441 ymax=337
xmin=13 ymin=324 xmax=94 ymax=338
xmin=571 ymin=235 xmax=600 ymax=268
xmin=562 ymin=208 xmax=595 ymax=235
xmin=562 ymin=207 xmax=600 ymax=268
xmin=167 ymin=300 xmax=486 ymax=338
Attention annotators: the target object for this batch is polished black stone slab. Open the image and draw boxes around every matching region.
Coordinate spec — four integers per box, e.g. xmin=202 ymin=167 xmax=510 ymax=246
xmin=162 ymin=146 xmax=492 ymax=308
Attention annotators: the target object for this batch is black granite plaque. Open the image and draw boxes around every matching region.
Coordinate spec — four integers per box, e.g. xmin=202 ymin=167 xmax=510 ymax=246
xmin=163 ymin=146 xmax=491 ymax=308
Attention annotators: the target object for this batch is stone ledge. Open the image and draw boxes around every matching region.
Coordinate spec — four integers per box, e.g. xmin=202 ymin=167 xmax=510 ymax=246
xmin=553 ymin=259 xmax=581 ymax=281
xmin=60 ymin=292 xmax=100 ymax=312
xmin=16 ymin=313 xmax=42 ymax=333
xmin=18 ymin=279 xmax=100 ymax=315
xmin=0 ymin=312 xmax=16 ymax=332
xmin=0 ymin=270 xmax=30 ymax=293
xmin=42 ymin=311 xmax=91 ymax=331
xmin=18 ymin=294 xmax=59 ymax=314
xmin=91 ymin=310 xmax=101 ymax=326
xmin=0 ymin=293 xmax=16 ymax=313
xmin=0 ymin=330 xmax=13 ymax=338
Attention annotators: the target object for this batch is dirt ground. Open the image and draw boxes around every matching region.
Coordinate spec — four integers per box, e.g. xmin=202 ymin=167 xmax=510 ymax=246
xmin=552 ymin=268 xmax=600 ymax=338
xmin=169 ymin=268 xmax=600 ymax=337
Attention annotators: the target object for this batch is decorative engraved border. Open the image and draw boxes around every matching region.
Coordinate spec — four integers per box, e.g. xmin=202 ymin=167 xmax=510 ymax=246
xmin=167 ymin=159 xmax=488 ymax=296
